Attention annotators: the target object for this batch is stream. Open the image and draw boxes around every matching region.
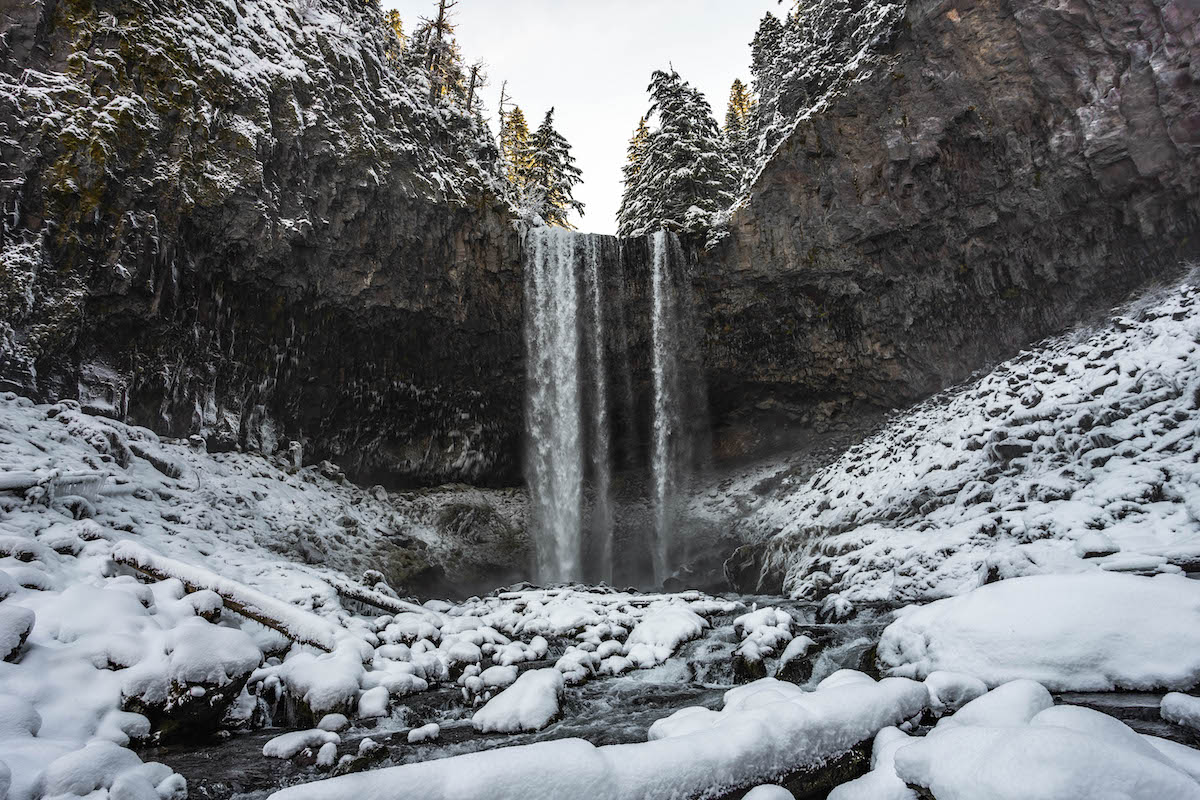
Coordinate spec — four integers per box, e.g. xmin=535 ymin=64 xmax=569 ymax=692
xmin=145 ymin=595 xmax=889 ymax=800
xmin=144 ymin=593 xmax=1200 ymax=800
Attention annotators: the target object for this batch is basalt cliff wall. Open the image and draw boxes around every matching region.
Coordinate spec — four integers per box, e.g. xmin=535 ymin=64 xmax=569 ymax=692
xmin=0 ymin=0 xmax=523 ymax=486
xmin=698 ymin=0 xmax=1200 ymax=459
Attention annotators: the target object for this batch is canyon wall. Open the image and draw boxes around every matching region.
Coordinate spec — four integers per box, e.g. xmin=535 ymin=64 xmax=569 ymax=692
xmin=3 ymin=0 xmax=1198 ymax=499
xmin=699 ymin=0 xmax=1200 ymax=459
xmin=0 ymin=0 xmax=523 ymax=486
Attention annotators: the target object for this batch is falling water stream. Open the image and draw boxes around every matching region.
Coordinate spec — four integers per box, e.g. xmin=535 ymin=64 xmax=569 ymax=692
xmin=524 ymin=228 xmax=584 ymax=583
xmin=650 ymin=230 xmax=683 ymax=585
xmin=583 ymin=235 xmax=614 ymax=583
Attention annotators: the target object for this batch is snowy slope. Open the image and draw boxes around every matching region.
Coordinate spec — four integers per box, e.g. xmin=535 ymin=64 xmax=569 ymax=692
xmin=726 ymin=272 xmax=1200 ymax=603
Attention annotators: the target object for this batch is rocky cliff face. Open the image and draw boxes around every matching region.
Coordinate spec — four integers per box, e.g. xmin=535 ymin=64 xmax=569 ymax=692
xmin=0 ymin=0 xmax=523 ymax=486
xmin=700 ymin=0 xmax=1200 ymax=460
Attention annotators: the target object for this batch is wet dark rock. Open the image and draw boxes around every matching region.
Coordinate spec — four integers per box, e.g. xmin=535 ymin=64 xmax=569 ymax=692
xmin=123 ymin=675 xmax=253 ymax=745
xmin=731 ymin=650 xmax=769 ymax=685
xmin=989 ymin=439 xmax=1034 ymax=462
xmin=714 ymin=742 xmax=872 ymax=800
xmin=329 ymin=740 xmax=388 ymax=777
xmin=725 ymin=544 xmax=784 ymax=596
xmin=775 ymin=657 xmax=813 ymax=685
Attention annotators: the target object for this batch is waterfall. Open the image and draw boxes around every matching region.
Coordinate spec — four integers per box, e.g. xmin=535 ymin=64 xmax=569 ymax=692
xmin=522 ymin=226 xmax=702 ymax=587
xmin=650 ymin=230 xmax=685 ymax=585
xmin=582 ymin=235 xmax=614 ymax=583
xmin=523 ymin=228 xmax=616 ymax=584
xmin=524 ymin=228 xmax=584 ymax=583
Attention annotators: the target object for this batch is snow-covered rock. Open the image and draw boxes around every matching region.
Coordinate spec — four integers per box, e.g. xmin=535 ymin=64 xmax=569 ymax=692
xmin=1162 ymin=693 xmax=1200 ymax=732
xmin=937 ymin=680 xmax=1054 ymax=729
xmin=894 ymin=717 xmax=1200 ymax=800
xmin=878 ymin=573 xmax=1200 ymax=690
xmin=263 ymin=730 xmax=340 ymax=760
xmin=471 ymin=669 xmax=565 ymax=734
xmin=624 ymin=606 xmax=708 ymax=665
xmin=317 ymin=714 xmax=348 ymax=733
xmin=924 ymin=671 xmax=988 ymax=715
xmin=356 ymin=687 xmax=390 ymax=719
xmin=0 ymin=604 xmax=33 ymax=662
xmin=407 ymin=723 xmax=440 ymax=744
xmin=742 ymin=786 xmax=794 ymax=800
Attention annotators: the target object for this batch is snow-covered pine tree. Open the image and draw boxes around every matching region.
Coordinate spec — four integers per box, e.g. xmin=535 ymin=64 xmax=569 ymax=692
xmin=525 ymin=108 xmax=584 ymax=228
xmin=616 ymin=118 xmax=651 ymax=237
xmin=617 ymin=69 xmax=737 ymax=237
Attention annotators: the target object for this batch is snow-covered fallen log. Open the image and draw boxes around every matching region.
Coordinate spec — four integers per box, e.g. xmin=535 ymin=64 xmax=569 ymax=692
xmin=112 ymin=541 xmax=339 ymax=652
xmin=323 ymin=576 xmax=438 ymax=620
xmin=267 ymin=676 xmax=928 ymax=800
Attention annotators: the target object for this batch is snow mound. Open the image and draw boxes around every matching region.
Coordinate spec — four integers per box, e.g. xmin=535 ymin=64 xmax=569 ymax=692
xmin=1162 ymin=693 xmax=1200 ymax=732
xmin=471 ymin=668 xmax=565 ymax=733
xmin=894 ymin=720 xmax=1200 ymax=800
xmin=263 ymin=730 xmax=341 ymax=760
xmin=853 ymin=681 xmax=1200 ymax=799
xmin=878 ymin=573 xmax=1200 ymax=691
xmin=924 ymin=671 xmax=988 ymax=715
xmin=624 ymin=606 xmax=708 ymax=665
xmin=936 ymin=680 xmax=1053 ymax=729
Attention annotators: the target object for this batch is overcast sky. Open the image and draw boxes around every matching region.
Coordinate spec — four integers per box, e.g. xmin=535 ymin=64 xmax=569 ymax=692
xmin=381 ymin=0 xmax=784 ymax=233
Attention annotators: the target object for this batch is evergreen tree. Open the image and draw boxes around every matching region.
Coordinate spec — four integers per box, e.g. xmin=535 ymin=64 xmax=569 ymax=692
xmin=723 ymin=79 xmax=754 ymax=171
xmin=383 ymin=10 xmax=405 ymax=62
xmin=616 ymin=118 xmax=650 ymax=234
xmin=525 ymin=108 xmax=584 ymax=228
xmin=750 ymin=12 xmax=786 ymax=99
xmin=500 ymin=105 xmax=532 ymax=194
xmin=617 ymin=70 xmax=737 ymax=237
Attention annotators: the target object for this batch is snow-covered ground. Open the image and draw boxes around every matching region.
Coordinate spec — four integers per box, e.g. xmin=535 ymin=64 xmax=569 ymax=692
xmin=0 ymin=401 xmax=756 ymax=800
xmin=718 ymin=272 xmax=1200 ymax=605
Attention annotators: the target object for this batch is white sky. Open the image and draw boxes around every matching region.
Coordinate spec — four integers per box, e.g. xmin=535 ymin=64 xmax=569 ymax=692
xmin=381 ymin=0 xmax=784 ymax=233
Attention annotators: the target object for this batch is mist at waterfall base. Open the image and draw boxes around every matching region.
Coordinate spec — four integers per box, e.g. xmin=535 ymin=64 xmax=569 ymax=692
xmin=523 ymin=227 xmax=710 ymax=589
